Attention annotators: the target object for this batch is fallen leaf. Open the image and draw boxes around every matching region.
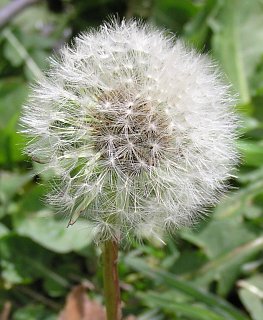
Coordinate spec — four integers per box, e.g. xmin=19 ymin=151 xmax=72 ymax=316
xmin=0 ymin=301 xmax=12 ymax=320
xmin=59 ymin=284 xmax=105 ymax=320
xmin=59 ymin=283 xmax=137 ymax=320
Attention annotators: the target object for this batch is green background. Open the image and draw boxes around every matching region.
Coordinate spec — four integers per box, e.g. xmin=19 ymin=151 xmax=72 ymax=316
xmin=0 ymin=0 xmax=263 ymax=319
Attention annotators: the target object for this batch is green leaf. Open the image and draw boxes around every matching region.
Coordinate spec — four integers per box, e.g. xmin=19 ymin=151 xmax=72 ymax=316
xmin=250 ymin=58 xmax=263 ymax=95
xmin=0 ymin=77 xmax=28 ymax=130
xmin=14 ymin=210 xmax=94 ymax=253
xmin=152 ymin=0 xmax=198 ymax=33
xmin=191 ymin=236 xmax=263 ymax=296
xmin=166 ymin=249 xmax=207 ymax=275
xmin=238 ymin=275 xmax=263 ymax=320
xmin=13 ymin=304 xmax=57 ymax=320
xmin=43 ymin=275 xmax=67 ymax=298
xmin=180 ymin=219 xmax=257 ymax=259
xmin=211 ymin=0 xmax=263 ymax=103
xmin=138 ymin=309 xmax=163 ymax=320
xmin=0 ymin=223 xmax=9 ymax=238
xmin=10 ymin=184 xmax=95 ymax=253
xmin=0 ymin=171 xmax=32 ymax=205
xmin=238 ymin=140 xmax=263 ymax=167
xmin=139 ymin=292 xmax=226 ymax=320
xmin=238 ymin=166 xmax=263 ymax=184
xmin=214 ymin=179 xmax=263 ymax=219
xmin=0 ymin=234 xmax=53 ymax=285
xmin=184 ymin=0 xmax=220 ymax=48
xmin=3 ymin=40 xmax=23 ymax=67
xmin=0 ymin=77 xmax=28 ymax=165
xmin=2 ymin=29 xmax=43 ymax=80
xmin=0 ymin=234 xmax=69 ymax=291
xmin=125 ymin=256 xmax=249 ymax=320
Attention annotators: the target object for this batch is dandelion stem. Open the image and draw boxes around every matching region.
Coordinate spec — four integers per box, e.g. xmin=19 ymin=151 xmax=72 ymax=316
xmin=103 ymin=239 xmax=122 ymax=320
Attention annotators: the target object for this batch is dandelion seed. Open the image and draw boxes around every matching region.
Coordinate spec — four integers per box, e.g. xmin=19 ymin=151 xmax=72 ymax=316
xmin=21 ymin=19 xmax=238 ymax=243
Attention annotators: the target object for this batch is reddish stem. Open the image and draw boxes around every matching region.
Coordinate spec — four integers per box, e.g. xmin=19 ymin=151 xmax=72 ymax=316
xmin=103 ymin=239 xmax=122 ymax=320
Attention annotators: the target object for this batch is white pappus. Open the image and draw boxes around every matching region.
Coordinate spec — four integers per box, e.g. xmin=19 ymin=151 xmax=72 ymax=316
xmin=21 ymin=19 xmax=239 ymax=242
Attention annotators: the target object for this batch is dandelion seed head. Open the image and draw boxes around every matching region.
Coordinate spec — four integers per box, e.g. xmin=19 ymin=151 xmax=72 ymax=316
xmin=21 ymin=19 xmax=239 ymax=242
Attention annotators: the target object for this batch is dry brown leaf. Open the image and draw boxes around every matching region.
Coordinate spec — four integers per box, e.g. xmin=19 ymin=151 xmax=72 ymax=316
xmin=0 ymin=301 xmax=11 ymax=320
xmin=59 ymin=283 xmax=137 ymax=320
xmin=59 ymin=284 xmax=106 ymax=320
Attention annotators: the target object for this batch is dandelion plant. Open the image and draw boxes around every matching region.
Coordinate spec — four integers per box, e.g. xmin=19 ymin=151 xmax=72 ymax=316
xmin=21 ymin=19 xmax=238 ymax=320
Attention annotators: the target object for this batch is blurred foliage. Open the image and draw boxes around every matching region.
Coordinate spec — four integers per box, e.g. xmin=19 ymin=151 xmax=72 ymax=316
xmin=0 ymin=0 xmax=263 ymax=319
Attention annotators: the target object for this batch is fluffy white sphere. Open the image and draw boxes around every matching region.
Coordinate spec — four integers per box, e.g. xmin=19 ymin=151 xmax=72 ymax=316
xmin=21 ymin=19 xmax=238 ymax=242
